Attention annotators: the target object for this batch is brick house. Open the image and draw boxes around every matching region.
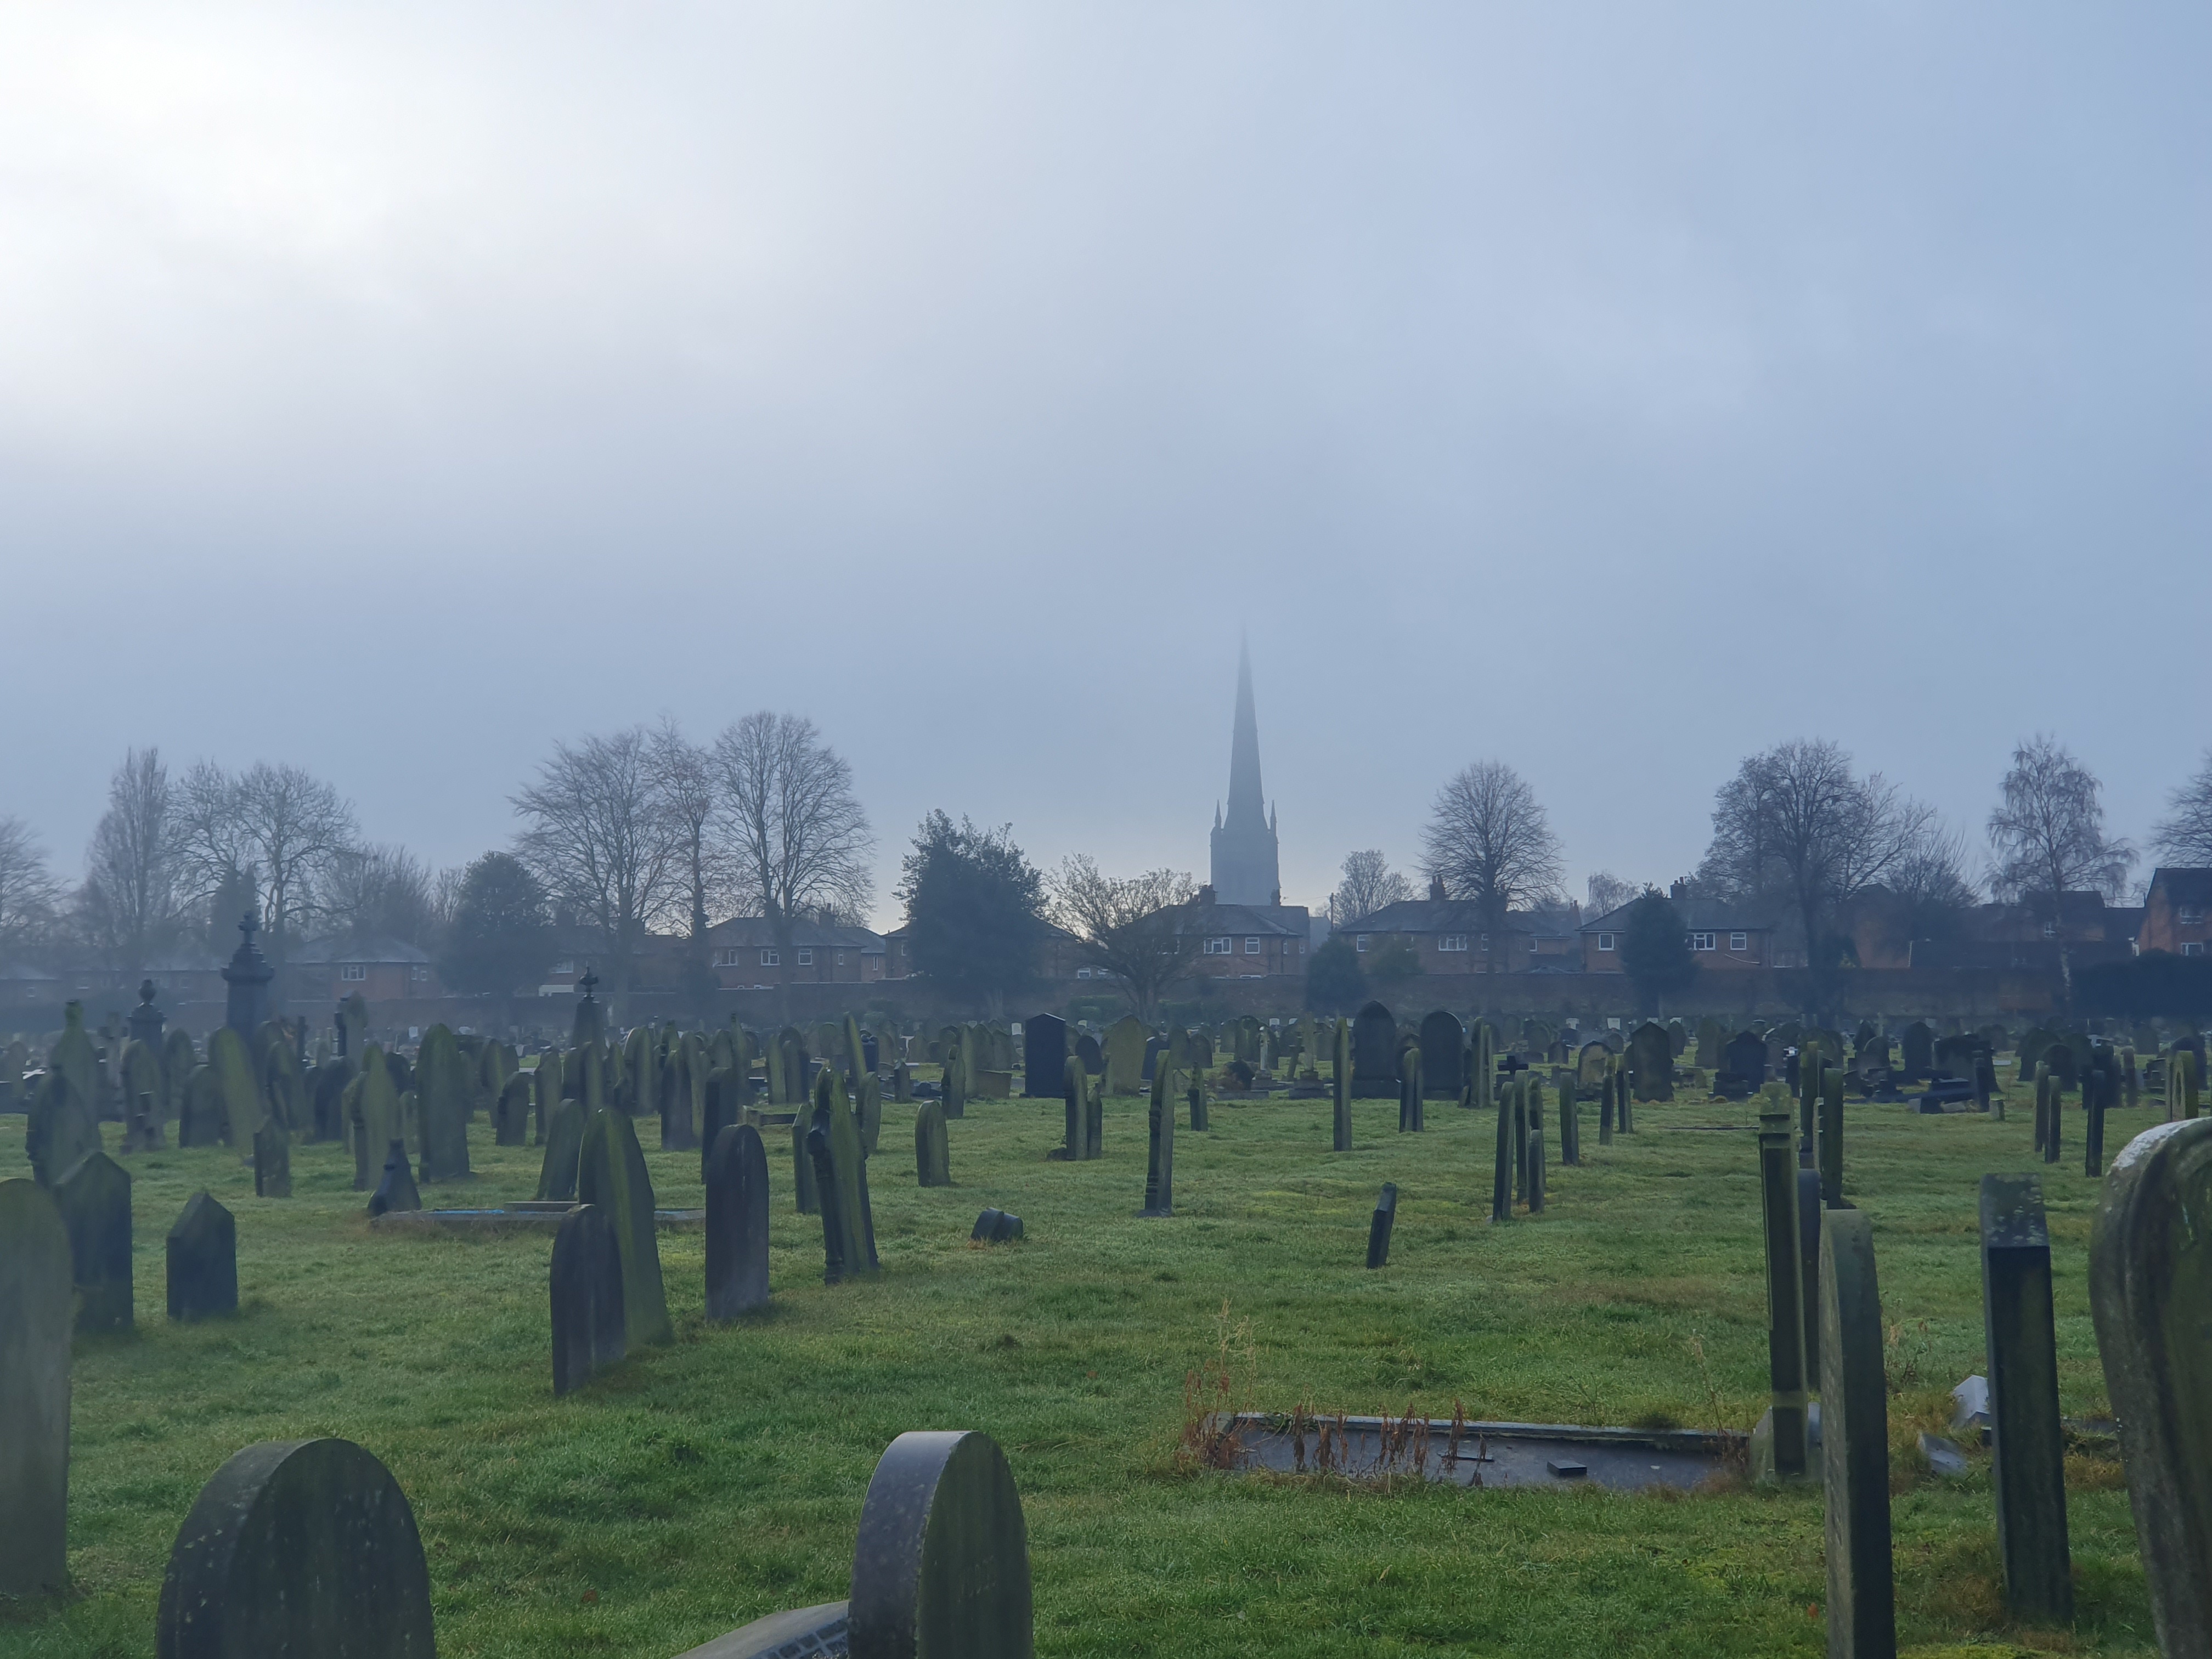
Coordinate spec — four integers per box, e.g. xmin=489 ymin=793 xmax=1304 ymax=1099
xmin=701 ymin=917 xmax=885 ymax=988
xmin=1578 ymin=896 xmax=1778 ymax=973
xmin=2139 ymin=868 xmax=2212 ymax=957
xmin=1173 ymin=890 xmax=1312 ymax=981
xmin=1343 ymin=879 xmax=1565 ymax=974
xmin=289 ymin=934 xmax=441 ymax=1002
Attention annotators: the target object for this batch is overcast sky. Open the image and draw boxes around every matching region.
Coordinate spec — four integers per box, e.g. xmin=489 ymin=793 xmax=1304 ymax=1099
xmin=3 ymin=2 xmax=2205 ymax=927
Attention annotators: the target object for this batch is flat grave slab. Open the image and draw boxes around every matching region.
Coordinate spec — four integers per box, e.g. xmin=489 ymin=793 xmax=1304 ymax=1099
xmin=1229 ymin=1414 xmax=1739 ymax=1492
xmin=370 ymin=1206 xmax=706 ymax=1234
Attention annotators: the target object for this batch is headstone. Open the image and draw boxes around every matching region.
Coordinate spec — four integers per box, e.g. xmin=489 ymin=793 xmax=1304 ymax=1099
xmin=494 ymin=1073 xmax=532 ymax=1147
xmin=550 ymin=1203 xmax=627 ymax=1396
xmin=0 ymin=1180 xmax=72 ymax=1596
xmin=893 ymin=1061 xmax=912 ymax=1104
xmin=536 ymin=1099 xmax=586 ymax=1201
xmin=2089 ymin=1116 xmax=2212 ymax=1654
xmin=1629 ymin=1022 xmax=1673 ymax=1102
xmin=1899 ymin=1021 xmax=1933 ymax=1082
xmin=1141 ymin=1058 xmax=1175 ymax=1218
xmin=1722 ymin=1030 xmax=1766 ymax=1092
xmin=1366 ymin=1183 xmax=1397 ymax=1269
xmin=1103 ymin=1017 xmax=1147 ymax=1096
xmin=1820 ymin=1208 xmax=1895 ymax=1657
xmin=1525 ymin=1079 xmax=1546 ymax=1215
xmin=792 ymin=1116 xmax=821 ymax=1215
xmin=915 ymin=1101 xmax=951 ymax=1187
xmin=970 ymin=1209 xmax=1023 ymax=1243
xmin=1978 ymin=1175 xmax=2072 ymax=1623
xmin=706 ymin=1125 xmax=772 ymax=1319
xmin=1417 ymin=1011 xmax=1464 ymax=1101
xmin=1490 ymin=1077 xmax=1515 ymax=1224
xmin=219 ymin=911 xmax=274 ymax=1037
xmin=156 ymin=1437 xmax=436 ymax=1659
xmin=1819 ymin=1063 xmax=1845 ymax=1207
xmin=1331 ymin=1018 xmax=1353 ymax=1152
xmin=351 ymin=1045 xmax=402 ymax=1192
xmin=368 ymin=1141 xmax=421 ymax=1216
xmin=1350 ymin=1002 xmax=1397 ymax=1097
xmin=1756 ymin=1100 xmax=1809 ymax=1481
xmin=167 ymin=1192 xmax=238 ymax=1321
xmin=252 ymin=1120 xmax=291 ymax=1199
xmin=848 ymin=1431 xmax=1033 ymax=1659
xmin=1797 ymin=1168 xmax=1822 ymax=1381
xmin=1073 ymin=1034 xmax=1102 ymax=1077
xmin=25 ymin=1067 xmax=99 ymax=1190
xmin=577 ymin=1107 xmax=673 ymax=1345
xmin=1577 ymin=1041 xmax=1609 ymax=1090
xmin=1559 ymin=1079 xmax=1579 ymax=1166
xmin=1398 ymin=1046 xmax=1424 ymax=1133
xmin=806 ymin=1074 xmax=880 ymax=1284
xmin=1022 ymin=1014 xmax=1067 ymax=1100
xmin=941 ymin=1044 xmax=966 ymax=1120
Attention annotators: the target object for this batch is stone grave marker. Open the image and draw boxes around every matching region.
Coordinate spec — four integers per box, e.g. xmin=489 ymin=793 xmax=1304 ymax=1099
xmin=1525 ymin=1079 xmax=1546 ymax=1215
xmin=1398 ymin=1046 xmax=1424 ymax=1132
xmin=369 ymin=1141 xmax=421 ymax=1217
xmin=0 ymin=1180 xmax=72 ymax=1596
xmin=26 ymin=1065 xmax=99 ymax=1190
xmin=207 ymin=1026 xmax=262 ymax=1150
xmin=849 ymin=1431 xmax=1032 ymax=1659
xmin=1900 ymin=1020 xmax=1933 ymax=1081
xmin=494 ymin=1073 xmax=532 ymax=1147
xmin=859 ymin=1073 xmax=884 ymax=1158
xmin=1753 ymin=1099 xmax=1809 ymax=1482
xmin=707 ymin=1124 xmax=771 ymax=1319
xmin=792 ymin=1116 xmax=821 ymax=1215
xmin=1022 ymin=1013 xmax=1067 ymax=1100
xmin=971 ymin=1208 xmax=1023 ymax=1243
xmin=893 ymin=1060 xmax=912 ymax=1104
xmin=167 ymin=1192 xmax=238 ymax=1321
xmin=536 ymin=1099 xmax=586 ymax=1201
xmin=352 ymin=1046 xmax=402 ymax=1192
xmin=915 ymin=1101 xmax=951 ymax=1187
xmin=156 ymin=1437 xmax=436 ymax=1659
xmin=1351 ymin=1001 xmax=1397 ymax=1097
xmin=1490 ymin=1078 xmax=1515 ymax=1224
xmin=1820 ymin=1208 xmax=1895 ymax=1657
xmin=50 ymin=1149 xmax=131 ymax=1333
xmin=1629 ymin=1022 xmax=1673 ymax=1102
xmin=1184 ymin=1072 xmax=1205 ymax=1133
xmin=2089 ymin=1116 xmax=2212 ymax=1653
xmin=1141 ymin=1059 xmax=1175 ymax=1218
xmin=1331 ymin=1018 xmax=1352 ymax=1152
xmin=1577 ymin=1041 xmax=1609 ymax=1090
xmin=1103 ymin=1017 xmax=1147 ymax=1095
xmin=1979 ymin=1174 xmax=2072 ymax=1623
xmin=1073 ymin=1034 xmax=1102 ymax=1077
xmin=1559 ymin=1079 xmax=1580 ymax=1166
xmin=551 ymin=1203 xmax=627 ymax=1396
xmin=700 ymin=1066 xmax=738 ymax=1181
xmin=806 ymin=1074 xmax=880 ymax=1285
xmin=579 ymin=1106 xmax=673 ymax=1345
xmin=1820 ymin=1063 xmax=1846 ymax=1207
xmin=1418 ymin=1011 xmax=1464 ymax=1101
xmin=252 ymin=1119 xmax=291 ymax=1198
xmin=1722 ymin=1030 xmax=1765 ymax=1095
xmin=1366 ymin=1182 xmax=1397 ymax=1268
xmin=941 ymin=1044 xmax=967 ymax=1120
xmin=1797 ymin=1168 xmax=1822 ymax=1380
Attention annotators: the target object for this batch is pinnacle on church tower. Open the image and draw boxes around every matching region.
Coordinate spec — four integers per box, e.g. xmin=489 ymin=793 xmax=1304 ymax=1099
xmin=1208 ymin=638 xmax=1283 ymax=906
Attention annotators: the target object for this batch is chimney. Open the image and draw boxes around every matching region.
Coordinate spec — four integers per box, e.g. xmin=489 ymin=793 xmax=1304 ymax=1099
xmin=1198 ymin=884 xmax=1217 ymax=906
xmin=1670 ymin=879 xmax=1688 ymax=901
xmin=1429 ymin=875 xmax=1447 ymax=902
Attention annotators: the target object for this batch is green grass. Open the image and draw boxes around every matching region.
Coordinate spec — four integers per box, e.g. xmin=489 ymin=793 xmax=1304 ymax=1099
xmin=0 ymin=1081 xmax=2160 ymax=1657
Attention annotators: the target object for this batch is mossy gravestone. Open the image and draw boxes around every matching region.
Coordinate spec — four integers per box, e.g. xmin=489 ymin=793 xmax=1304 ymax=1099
xmin=550 ymin=1203 xmax=626 ymax=1396
xmin=706 ymin=1124 xmax=771 ymax=1320
xmin=578 ymin=1107 xmax=673 ymax=1347
xmin=807 ymin=1076 xmax=880 ymax=1286
xmin=849 ymin=1430 xmax=1034 ymax=1659
xmin=206 ymin=1026 xmax=261 ymax=1149
xmin=494 ymin=1073 xmax=532 ymax=1148
xmin=1820 ymin=1207 xmax=1894 ymax=1658
xmin=167 ymin=1192 xmax=237 ymax=1321
xmin=1979 ymin=1174 xmax=2072 ymax=1624
xmin=0 ymin=1179 xmax=72 ymax=1596
xmin=1629 ymin=1022 xmax=1674 ymax=1103
xmin=1103 ymin=1017 xmax=1147 ymax=1096
xmin=1332 ymin=1019 xmax=1353 ymax=1152
xmin=1754 ymin=1099 xmax=1809 ymax=1482
xmin=352 ymin=1046 xmax=402 ymax=1192
xmin=859 ymin=1074 xmax=884 ymax=1158
xmin=916 ymin=1101 xmax=951 ymax=1187
xmin=1141 ymin=1062 xmax=1175 ymax=1218
xmin=157 ymin=1437 xmax=435 ymax=1659
xmin=1398 ymin=1047 xmax=1424 ymax=1133
xmin=368 ymin=1141 xmax=421 ymax=1216
xmin=2090 ymin=1116 xmax=2212 ymax=1654
xmin=413 ymin=1025 xmax=472 ymax=1183
xmin=253 ymin=1121 xmax=291 ymax=1199
xmin=535 ymin=1099 xmax=585 ymax=1201
xmin=26 ymin=1068 xmax=99 ymax=1189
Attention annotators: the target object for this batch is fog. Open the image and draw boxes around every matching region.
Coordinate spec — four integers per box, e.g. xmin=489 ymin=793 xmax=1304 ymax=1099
xmin=3 ymin=1 xmax=2205 ymax=924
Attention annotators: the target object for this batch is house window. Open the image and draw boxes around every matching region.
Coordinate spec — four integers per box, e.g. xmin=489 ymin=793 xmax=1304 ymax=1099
xmin=712 ymin=948 xmax=738 ymax=967
xmin=1355 ymin=935 xmax=1370 ymax=952
xmin=835 ymin=951 xmax=844 ymax=966
xmin=1076 ymin=967 xmax=1093 ymax=979
xmin=410 ymin=965 xmax=427 ymax=982
xmin=2041 ymin=922 xmax=2057 ymax=939
xmin=340 ymin=964 xmax=368 ymax=982
xmin=760 ymin=949 xmax=779 ymax=966
xmin=1436 ymin=934 xmax=1466 ymax=952
xmin=1244 ymin=937 xmax=1261 ymax=955
xmin=2181 ymin=906 xmax=2205 ymax=924
xmin=552 ymin=960 xmax=575 ymax=974
xmin=1689 ymin=932 xmax=1717 ymax=951
xmin=2185 ymin=942 xmax=2205 ymax=958
xmin=797 ymin=949 xmax=814 ymax=966
xmin=1597 ymin=934 xmax=1615 ymax=951
xmin=1730 ymin=932 xmax=1748 ymax=952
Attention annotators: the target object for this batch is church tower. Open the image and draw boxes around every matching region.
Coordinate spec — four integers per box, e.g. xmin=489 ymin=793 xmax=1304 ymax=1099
xmin=1209 ymin=640 xmax=1282 ymax=906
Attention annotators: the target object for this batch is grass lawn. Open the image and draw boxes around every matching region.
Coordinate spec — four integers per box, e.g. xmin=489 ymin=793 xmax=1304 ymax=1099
xmin=0 ymin=1075 xmax=2160 ymax=1658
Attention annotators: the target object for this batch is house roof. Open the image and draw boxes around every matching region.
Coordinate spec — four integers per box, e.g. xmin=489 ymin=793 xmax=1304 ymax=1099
xmin=290 ymin=934 xmax=434 ymax=967
xmin=2149 ymin=867 xmax=2212 ymax=907
xmin=1174 ymin=902 xmax=1308 ymax=938
xmin=1345 ymin=899 xmax=1499 ymax=934
xmin=703 ymin=916 xmax=884 ymax=953
xmin=1580 ymin=898 xmax=1778 ymax=934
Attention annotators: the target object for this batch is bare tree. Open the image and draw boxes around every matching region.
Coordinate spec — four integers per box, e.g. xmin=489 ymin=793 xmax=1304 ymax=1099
xmin=173 ymin=758 xmax=255 ymax=914
xmin=1585 ymin=871 xmax=1634 ymax=917
xmin=650 ymin=718 xmax=727 ymax=939
xmin=711 ymin=712 xmax=874 ymax=1006
xmin=1988 ymin=734 xmax=2136 ymax=1005
xmin=1699 ymin=738 xmax=1933 ymax=1001
xmin=1327 ymin=849 xmax=1413 ymax=926
xmin=79 ymin=747 xmax=183 ymax=972
xmin=0 ymin=816 xmax=63 ymax=951
xmin=318 ymin=844 xmax=439 ymax=945
xmin=513 ymin=727 xmax=682 ymax=1006
xmin=168 ymin=759 xmax=358 ymax=950
xmin=1887 ymin=823 xmax=1980 ymax=938
xmin=1420 ymin=761 xmax=1565 ymax=973
xmin=1051 ymin=856 xmax=1200 ymax=1019
xmin=2152 ymin=748 xmax=2212 ymax=866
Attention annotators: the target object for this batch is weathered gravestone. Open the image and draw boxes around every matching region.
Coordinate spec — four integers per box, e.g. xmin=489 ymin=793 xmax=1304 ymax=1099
xmin=1330 ymin=1018 xmax=1353 ymax=1152
xmin=1490 ymin=1076 xmax=1516 ymax=1224
xmin=1140 ymin=1059 xmax=1175 ymax=1218
xmin=207 ymin=1026 xmax=261 ymax=1150
xmin=1185 ymin=1071 xmax=1207 ymax=1132
xmin=1559 ymin=1079 xmax=1580 ymax=1166
xmin=1721 ymin=1030 xmax=1766 ymax=1096
xmin=0 ymin=1180 xmax=71 ymax=1597
xmin=157 ymin=1437 xmax=436 ymax=1659
xmin=536 ymin=1099 xmax=586 ymax=1201
xmin=1022 ymin=1014 xmax=1067 ymax=1101
xmin=970 ymin=1208 xmax=1024 ymax=1243
xmin=1978 ymin=1175 xmax=2072 ymax=1624
xmin=1418 ymin=1011 xmax=1464 ymax=1101
xmin=550 ymin=1203 xmax=626 ymax=1396
xmin=707 ymin=1124 xmax=771 ymax=1319
xmin=253 ymin=1120 xmax=291 ymax=1199
xmin=1577 ymin=1040 xmax=1610 ymax=1092
xmin=26 ymin=1065 xmax=99 ymax=1189
xmin=53 ymin=1148 xmax=132 ymax=1334
xmin=579 ymin=1106 xmax=673 ymax=1345
xmin=351 ymin=1046 xmax=402 ymax=1192
xmin=1820 ymin=1207 xmax=1895 ymax=1659
xmin=1366 ymin=1182 xmax=1397 ymax=1269
xmin=1350 ymin=1002 xmax=1397 ymax=1097
xmin=1073 ymin=1034 xmax=1102 ymax=1077
xmin=858 ymin=1074 xmax=884 ymax=1158
xmin=1524 ymin=1078 xmax=1546 ymax=1215
xmin=915 ymin=1101 xmax=952 ymax=1187
xmin=1899 ymin=1021 xmax=1933 ymax=1082
xmin=167 ymin=1192 xmax=238 ymax=1322
xmin=494 ymin=1073 xmax=532 ymax=1147
xmin=1103 ymin=1017 xmax=1147 ymax=1096
xmin=1398 ymin=1046 xmax=1424 ymax=1133
xmin=807 ymin=1075 xmax=880 ymax=1285
xmin=368 ymin=1140 xmax=421 ymax=1217
xmin=1629 ymin=1022 xmax=1674 ymax=1103
xmin=2089 ymin=1116 xmax=2212 ymax=1655
xmin=1752 ymin=1099 xmax=1809 ymax=1483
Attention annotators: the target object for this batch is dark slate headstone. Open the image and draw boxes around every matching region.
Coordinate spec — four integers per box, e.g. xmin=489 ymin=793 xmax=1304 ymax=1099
xmin=849 ymin=1430 xmax=1033 ymax=1659
xmin=1525 ymin=1081 xmax=1546 ymax=1215
xmin=494 ymin=1073 xmax=532 ymax=1148
xmin=253 ymin=1120 xmax=291 ymax=1199
xmin=1797 ymin=1167 xmax=1823 ymax=1382
xmin=1899 ymin=1020 xmax=1933 ymax=1082
xmin=1398 ymin=1047 xmax=1424 ymax=1133
xmin=368 ymin=1141 xmax=421 ymax=1217
xmin=1365 ymin=1183 xmax=1397 ymax=1269
xmin=807 ymin=1076 xmax=880 ymax=1285
xmin=1979 ymin=1174 xmax=2072 ymax=1623
xmin=1490 ymin=1079 xmax=1515 ymax=1224
xmin=1350 ymin=1002 xmax=1397 ymax=1098
xmin=915 ymin=1101 xmax=951 ymax=1188
xmin=535 ymin=1098 xmax=585 ymax=1201
xmin=1722 ymin=1030 xmax=1766 ymax=1091
xmin=0 ymin=1180 xmax=72 ymax=1596
xmin=578 ymin=1106 xmax=673 ymax=1346
xmin=1417 ymin=1011 xmax=1464 ymax=1101
xmin=2089 ymin=1116 xmax=2212 ymax=1654
xmin=1628 ymin=1022 xmax=1673 ymax=1102
xmin=157 ymin=1437 xmax=435 ymax=1659
xmin=1183 ymin=1074 xmax=1204 ymax=1134
xmin=1331 ymin=1018 xmax=1352 ymax=1152
xmin=1141 ymin=1061 xmax=1175 ymax=1218
xmin=706 ymin=1125 xmax=772 ymax=1319
xmin=1820 ymin=1207 xmax=1895 ymax=1657
xmin=1140 ymin=1036 xmax=1164 ymax=1084
xmin=1756 ymin=1102 xmax=1808 ymax=1481
xmin=53 ymin=1149 xmax=132 ymax=1334
xmin=1559 ymin=1079 xmax=1580 ymax=1166
xmin=1022 ymin=1014 xmax=1067 ymax=1101
xmin=970 ymin=1209 xmax=1023 ymax=1243
xmin=1073 ymin=1034 xmax=1102 ymax=1077
xmin=550 ymin=1203 xmax=627 ymax=1396
xmin=167 ymin=1192 xmax=238 ymax=1322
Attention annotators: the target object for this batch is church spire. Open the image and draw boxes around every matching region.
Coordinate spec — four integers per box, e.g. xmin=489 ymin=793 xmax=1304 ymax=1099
xmin=1224 ymin=636 xmax=1266 ymax=832
xmin=1209 ymin=636 xmax=1282 ymax=906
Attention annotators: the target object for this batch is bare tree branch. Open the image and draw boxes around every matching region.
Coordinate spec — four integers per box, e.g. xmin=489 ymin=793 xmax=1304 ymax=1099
xmin=1419 ymin=760 xmax=1564 ymax=970
xmin=1987 ymin=733 xmax=2135 ymax=1005
xmin=79 ymin=747 xmax=183 ymax=972
xmin=1049 ymin=856 xmax=1199 ymax=1020
xmin=710 ymin=710 xmax=875 ymax=947
xmin=2152 ymin=748 xmax=2212 ymax=866
xmin=0 ymin=816 xmax=63 ymax=951
xmin=1327 ymin=849 xmax=1413 ymax=927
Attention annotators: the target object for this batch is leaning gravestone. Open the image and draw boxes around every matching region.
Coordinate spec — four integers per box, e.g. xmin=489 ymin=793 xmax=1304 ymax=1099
xmin=494 ymin=1073 xmax=533 ymax=1147
xmin=971 ymin=1209 xmax=1023 ymax=1243
xmin=915 ymin=1101 xmax=951 ymax=1187
xmin=1103 ymin=1017 xmax=1147 ymax=1096
xmin=1979 ymin=1174 xmax=2072 ymax=1624
xmin=54 ymin=1150 xmax=133 ymax=1334
xmin=706 ymin=1124 xmax=771 ymax=1319
xmin=1366 ymin=1183 xmax=1397 ymax=1269
xmin=0 ymin=1180 xmax=72 ymax=1597
xmin=156 ymin=1437 xmax=436 ymax=1659
xmin=578 ymin=1107 xmax=673 ymax=1346
xmin=167 ymin=1192 xmax=238 ymax=1322
xmin=1351 ymin=1002 xmax=1398 ymax=1097
xmin=535 ymin=1099 xmax=586 ymax=1201
xmin=1022 ymin=1013 xmax=1067 ymax=1101
xmin=1418 ymin=1011 xmax=1464 ymax=1101
xmin=368 ymin=1140 xmax=421 ymax=1217
xmin=253 ymin=1120 xmax=291 ymax=1199
xmin=550 ymin=1203 xmax=627 ymax=1396
xmin=2090 ymin=1116 xmax=2212 ymax=1655
xmin=1820 ymin=1207 xmax=1895 ymax=1658
xmin=807 ymin=1075 xmax=881 ymax=1285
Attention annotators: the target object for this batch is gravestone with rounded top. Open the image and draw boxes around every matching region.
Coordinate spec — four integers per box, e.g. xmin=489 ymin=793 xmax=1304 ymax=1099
xmin=0 ymin=1179 xmax=72 ymax=1596
xmin=551 ymin=1203 xmax=627 ymax=1396
xmin=1103 ymin=1017 xmax=1147 ymax=1095
xmin=157 ymin=1437 xmax=435 ymax=1659
xmin=167 ymin=1192 xmax=237 ymax=1321
xmin=1021 ymin=1014 xmax=1066 ymax=1101
xmin=707 ymin=1124 xmax=771 ymax=1319
xmin=850 ymin=1431 xmax=1033 ymax=1659
xmin=1628 ymin=1022 xmax=1674 ymax=1102
xmin=578 ymin=1105 xmax=672 ymax=1345
xmin=1417 ymin=1011 xmax=1464 ymax=1101
xmin=1350 ymin=1002 xmax=1397 ymax=1097
xmin=50 ymin=1148 xmax=131 ymax=1333
xmin=915 ymin=1101 xmax=951 ymax=1187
